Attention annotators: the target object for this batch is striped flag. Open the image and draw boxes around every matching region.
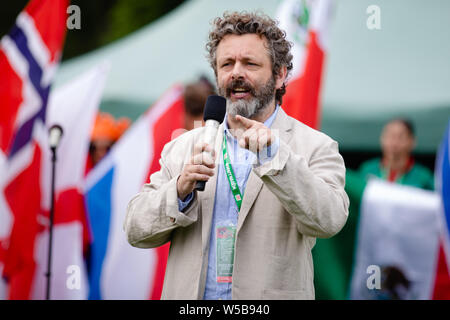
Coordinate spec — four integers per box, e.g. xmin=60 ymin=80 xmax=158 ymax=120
xmin=0 ymin=0 xmax=68 ymax=299
xmin=277 ymin=0 xmax=334 ymax=129
xmin=434 ymin=121 xmax=450 ymax=299
xmin=84 ymin=85 xmax=185 ymax=299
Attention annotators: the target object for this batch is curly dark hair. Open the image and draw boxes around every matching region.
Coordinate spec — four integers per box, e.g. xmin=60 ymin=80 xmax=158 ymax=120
xmin=206 ymin=11 xmax=293 ymax=105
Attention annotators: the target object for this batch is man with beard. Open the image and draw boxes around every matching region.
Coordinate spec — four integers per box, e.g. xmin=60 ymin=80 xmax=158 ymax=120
xmin=124 ymin=12 xmax=349 ymax=300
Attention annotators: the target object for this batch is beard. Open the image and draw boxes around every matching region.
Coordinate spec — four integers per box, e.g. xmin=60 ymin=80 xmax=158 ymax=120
xmin=218 ymin=76 xmax=276 ymax=119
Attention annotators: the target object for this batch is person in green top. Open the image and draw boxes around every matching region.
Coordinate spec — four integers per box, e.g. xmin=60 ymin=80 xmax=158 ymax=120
xmin=359 ymin=118 xmax=434 ymax=190
xmin=312 ymin=118 xmax=434 ymax=299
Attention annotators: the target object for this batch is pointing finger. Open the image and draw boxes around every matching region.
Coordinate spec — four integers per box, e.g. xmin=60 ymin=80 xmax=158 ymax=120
xmin=235 ymin=115 xmax=256 ymax=129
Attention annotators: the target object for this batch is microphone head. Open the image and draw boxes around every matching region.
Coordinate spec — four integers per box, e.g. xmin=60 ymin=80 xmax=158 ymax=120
xmin=203 ymin=95 xmax=227 ymax=123
xmin=48 ymin=124 xmax=64 ymax=149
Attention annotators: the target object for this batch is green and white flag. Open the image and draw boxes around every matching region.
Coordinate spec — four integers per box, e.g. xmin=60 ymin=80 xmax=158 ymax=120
xmin=350 ymin=179 xmax=441 ymax=299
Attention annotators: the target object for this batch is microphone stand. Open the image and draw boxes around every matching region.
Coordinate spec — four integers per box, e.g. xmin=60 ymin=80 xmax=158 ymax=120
xmin=45 ymin=144 xmax=57 ymax=300
xmin=45 ymin=124 xmax=63 ymax=300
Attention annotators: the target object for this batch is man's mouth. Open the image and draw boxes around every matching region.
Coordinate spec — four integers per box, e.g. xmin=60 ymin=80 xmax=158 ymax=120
xmin=231 ymin=87 xmax=251 ymax=99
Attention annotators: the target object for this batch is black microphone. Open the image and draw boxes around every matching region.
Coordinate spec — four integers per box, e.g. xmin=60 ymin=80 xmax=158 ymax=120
xmin=194 ymin=95 xmax=227 ymax=191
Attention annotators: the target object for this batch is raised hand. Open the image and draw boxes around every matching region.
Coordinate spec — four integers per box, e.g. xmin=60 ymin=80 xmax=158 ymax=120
xmin=177 ymin=142 xmax=216 ymax=200
xmin=235 ymin=115 xmax=275 ymax=154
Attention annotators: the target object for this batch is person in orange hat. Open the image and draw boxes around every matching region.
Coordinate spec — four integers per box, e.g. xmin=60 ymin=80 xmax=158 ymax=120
xmin=88 ymin=112 xmax=130 ymax=168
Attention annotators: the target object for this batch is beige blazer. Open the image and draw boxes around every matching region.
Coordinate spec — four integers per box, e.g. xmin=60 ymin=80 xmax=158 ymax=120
xmin=124 ymin=108 xmax=349 ymax=300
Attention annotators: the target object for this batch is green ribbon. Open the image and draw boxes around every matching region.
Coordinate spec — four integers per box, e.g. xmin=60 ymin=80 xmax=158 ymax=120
xmin=222 ymin=134 xmax=243 ymax=211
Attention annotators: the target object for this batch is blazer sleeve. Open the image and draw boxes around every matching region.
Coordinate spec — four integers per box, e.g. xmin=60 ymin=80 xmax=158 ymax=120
xmin=123 ymin=144 xmax=200 ymax=249
xmin=252 ymin=136 xmax=349 ymax=239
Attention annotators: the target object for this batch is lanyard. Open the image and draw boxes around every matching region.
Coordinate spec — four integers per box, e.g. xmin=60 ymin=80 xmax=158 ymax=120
xmin=222 ymin=134 xmax=243 ymax=211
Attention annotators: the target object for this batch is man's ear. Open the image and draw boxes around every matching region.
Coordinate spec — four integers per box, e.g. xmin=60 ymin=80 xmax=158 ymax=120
xmin=275 ymin=65 xmax=288 ymax=90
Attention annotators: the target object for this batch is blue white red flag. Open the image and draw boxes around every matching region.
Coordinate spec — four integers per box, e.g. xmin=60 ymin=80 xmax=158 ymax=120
xmin=84 ymin=84 xmax=185 ymax=299
xmin=436 ymin=121 xmax=450 ymax=276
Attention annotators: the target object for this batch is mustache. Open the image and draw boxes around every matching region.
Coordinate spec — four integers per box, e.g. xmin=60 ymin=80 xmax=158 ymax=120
xmin=225 ymin=79 xmax=256 ymax=97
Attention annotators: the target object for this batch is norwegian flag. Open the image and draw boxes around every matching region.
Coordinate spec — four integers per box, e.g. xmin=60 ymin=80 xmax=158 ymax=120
xmin=0 ymin=0 xmax=68 ymax=299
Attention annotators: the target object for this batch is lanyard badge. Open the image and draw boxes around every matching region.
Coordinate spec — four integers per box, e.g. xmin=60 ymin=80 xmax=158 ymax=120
xmin=215 ymin=134 xmax=243 ymax=283
xmin=216 ymin=224 xmax=236 ymax=283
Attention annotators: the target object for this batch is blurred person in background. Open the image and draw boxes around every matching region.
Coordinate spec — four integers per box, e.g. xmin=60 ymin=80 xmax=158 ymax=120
xmin=170 ymin=76 xmax=216 ymax=141
xmin=351 ymin=119 xmax=438 ymax=300
xmin=312 ymin=118 xmax=436 ymax=300
xmin=182 ymin=76 xmax=215 ymax=131
xmin=88 ymin=112 xmax=131 ymax=169
xmin=359 ymin=118 xmax=434 ymax=190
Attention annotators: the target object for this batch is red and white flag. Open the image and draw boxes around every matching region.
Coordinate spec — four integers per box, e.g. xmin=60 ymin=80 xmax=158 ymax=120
xmin=0 ymin=0 xmax=68 ymax=299
xmin=0 ymin=0 xmax=109 ymax=300
xmin=31 ymin=63 xmax=109 ymax=299
xmin=277 ymin=0 xmax=334 ymax=129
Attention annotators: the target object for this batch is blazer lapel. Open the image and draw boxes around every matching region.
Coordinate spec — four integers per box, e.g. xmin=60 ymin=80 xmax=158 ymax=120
xmin=236 ymin=171 xmax=263 ymax=234
xmin=236 ymin=107 xmax=293 ymax=234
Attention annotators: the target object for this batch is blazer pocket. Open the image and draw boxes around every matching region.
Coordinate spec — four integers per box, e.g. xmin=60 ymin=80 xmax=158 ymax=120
xmin=263 ymin=254 xmax=307 ymax=292
xmin=262 ymin=288 xmax=312 ymax=300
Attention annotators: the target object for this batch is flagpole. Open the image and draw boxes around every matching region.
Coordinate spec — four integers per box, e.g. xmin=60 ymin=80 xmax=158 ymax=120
xmin=46 ymin=125 xmax=63 ymax=300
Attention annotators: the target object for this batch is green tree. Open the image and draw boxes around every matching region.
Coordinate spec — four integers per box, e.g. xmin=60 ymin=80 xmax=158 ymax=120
xmin=0 ymin=0 xmax=185 ymax=61
xmin=99 ymin=0 xmax=185 ymax=46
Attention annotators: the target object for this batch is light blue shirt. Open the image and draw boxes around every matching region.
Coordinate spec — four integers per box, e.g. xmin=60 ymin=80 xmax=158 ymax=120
xmin=178 ymin=106 xmax=280 ymax=300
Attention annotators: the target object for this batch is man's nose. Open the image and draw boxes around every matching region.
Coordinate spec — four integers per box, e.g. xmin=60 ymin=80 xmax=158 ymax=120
xmin=231 ymin=62 xmax=245 ymax=80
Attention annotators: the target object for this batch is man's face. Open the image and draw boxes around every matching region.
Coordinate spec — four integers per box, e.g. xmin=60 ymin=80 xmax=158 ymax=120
xmin=215 ymin=34 xmax=284 ymax=118
xmin=380 ymin=121 xmax=415 ymax=159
